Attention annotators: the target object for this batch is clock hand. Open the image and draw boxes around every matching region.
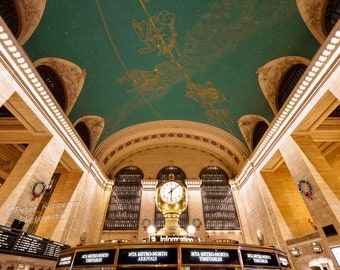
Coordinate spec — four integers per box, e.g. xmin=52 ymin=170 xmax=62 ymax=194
xmin=168 ymin=185 xmax=179 ymax=194
xmin=168 ymin=185 xmax=180 ymax=202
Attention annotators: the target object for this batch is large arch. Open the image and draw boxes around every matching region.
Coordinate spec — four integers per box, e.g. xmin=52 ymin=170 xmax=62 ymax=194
xmin=94 ymin=120 xmax=250 ymax=179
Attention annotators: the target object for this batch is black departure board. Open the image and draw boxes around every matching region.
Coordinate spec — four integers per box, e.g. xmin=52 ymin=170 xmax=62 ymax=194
xmin=0 ymin=227 xmax=17 ymax=250
xmin=44 ymin=241 xmax=65 ymax=257
xmin=0 ymin=225 xmax=68 ymax=260
xmin=13 ymin=233 xmax=46 ymax=255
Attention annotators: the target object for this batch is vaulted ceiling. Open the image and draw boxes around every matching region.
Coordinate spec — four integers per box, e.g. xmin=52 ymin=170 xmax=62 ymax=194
xmin=23 ymin=0 xmax=320 ymax=148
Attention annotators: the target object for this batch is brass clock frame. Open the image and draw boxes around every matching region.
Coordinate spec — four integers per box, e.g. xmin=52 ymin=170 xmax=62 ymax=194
xmin=155 ymin=174 xmax=188 ymax=236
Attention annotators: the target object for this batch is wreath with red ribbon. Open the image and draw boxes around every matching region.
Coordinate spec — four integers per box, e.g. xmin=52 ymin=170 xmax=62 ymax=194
xmin=298 ymin=179 xmax=313 ymax=200
xmin=192 ymin=218 xmax=202 ymax=230
xmin=31 ymin=181 xmax=46 ymax=201
xmin=141 ymin=218 xmax=151 ymax=230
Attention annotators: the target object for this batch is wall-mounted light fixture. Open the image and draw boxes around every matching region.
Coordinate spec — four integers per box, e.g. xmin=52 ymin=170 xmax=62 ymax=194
xmin=187 ymin=225 xmax=196 ymax=236
xmin=147 ymin=225 xmax=156 ymax=242
xmin=290 ymin=247 xmax=301 ymax=257
xmin=256 ymin=230 xmax=264 ymax=246
xmin=310 ymin=242 xmax=323 ymax=253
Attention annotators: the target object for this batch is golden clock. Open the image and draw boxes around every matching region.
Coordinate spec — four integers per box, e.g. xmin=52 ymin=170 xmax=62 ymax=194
xmin=155 ymin=173 xmax=188 ymax=236
xmin=156 ymin=174 xmax=187 ymax=214
xmin=160 ymin=181 xmax=183 ymax=204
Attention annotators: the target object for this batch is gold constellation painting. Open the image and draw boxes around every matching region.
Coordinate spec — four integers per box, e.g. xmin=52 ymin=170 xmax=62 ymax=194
xmin=97 ymin=0 xmax=233 ymax=130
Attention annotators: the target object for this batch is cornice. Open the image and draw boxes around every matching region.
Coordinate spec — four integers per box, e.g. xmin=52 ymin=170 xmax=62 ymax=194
xmin=94 ymin=120 xmax=250 ymax=176
xmin=233 ymin=22 xmax=340 ymax=189
xmin=0 ymin=20 xmax=109 ymax=188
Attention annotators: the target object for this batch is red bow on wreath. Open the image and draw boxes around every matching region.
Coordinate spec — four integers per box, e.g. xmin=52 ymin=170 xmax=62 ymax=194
xmin=298 ymin=179 xmax=313 ymax=201
xmin=31 ymin=181 xmax=46 ymax=201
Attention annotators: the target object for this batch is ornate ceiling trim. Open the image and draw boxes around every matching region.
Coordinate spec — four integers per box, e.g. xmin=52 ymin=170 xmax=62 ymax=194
xmin=16 ymin=0 xmax=46 ymax=45
xmin=257 ymin=56 xmax=310 ymax=114
xmin=233 ymin=23 xmax=340 ymax=189
xmin=33 ymin=57 xmax=86 ymax=115
xmin=296 ymin=0 xmax=327 ymax=43
xmin=0 ymin=19 xmax=109 ymax=188
xmin=238 ymin=114 xmax=271 ymax=151
xmin=94 ymin=120 xmax=250 ymax=177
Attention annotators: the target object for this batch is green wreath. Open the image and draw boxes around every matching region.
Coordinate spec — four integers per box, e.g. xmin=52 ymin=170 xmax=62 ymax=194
xmin=192 ymin=218 xmax=202 ymax=227
xmin=298 ymin=179 xmax=313 ymax=200
xmin=141 ymin=218 xmax=151 ymax=228
xmin=31 ymin=181 xmax=46 ymax=201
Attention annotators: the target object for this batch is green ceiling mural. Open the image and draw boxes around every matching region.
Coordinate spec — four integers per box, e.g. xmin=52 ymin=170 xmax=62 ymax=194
xmin=24 ymin=0 xmax=320 ymax=145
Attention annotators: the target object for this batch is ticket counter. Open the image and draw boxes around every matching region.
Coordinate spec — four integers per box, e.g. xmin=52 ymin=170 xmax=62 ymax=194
xmin=56 ymin=242 xmax=291 ymax=270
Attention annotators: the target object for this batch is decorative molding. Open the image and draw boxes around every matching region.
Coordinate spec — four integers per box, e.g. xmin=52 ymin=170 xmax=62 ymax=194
xmin=33 ymin=57 xmax=86 ymax=115
xmin=74 ymin=115 xmax=105 ymax=153
xmin=0 ymin=19 xmax=109 ymax=188
xmin=185 ymin=179 xmax=202 ymax=189
xmin=141 ymin=179 xmax=158 ymax=189
xmin=238 ymin=114 xmax=270 ymax=151
xmin=257 ymin=56 xmax=310 ymax=114
xmin=296 ymin=0 xmax=327 ymax=43
xmin=16 ymin=0 xmax=46 ymax=45
xmin=235 ymin=22 xmax=340 ymax=189
xmin=94 ymin=120 xmax=250 ymax=177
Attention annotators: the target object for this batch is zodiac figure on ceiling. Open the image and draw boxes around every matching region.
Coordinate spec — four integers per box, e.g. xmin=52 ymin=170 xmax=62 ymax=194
xmin=205 ymin=108 xmax=233 ymax=127
xmin=186 ymin=80 xmax=226 ymax=108
xmin=133 ymin=10 xmax=180 ymax=57
xmin=117 ymin=62 xmax=180 ymax=92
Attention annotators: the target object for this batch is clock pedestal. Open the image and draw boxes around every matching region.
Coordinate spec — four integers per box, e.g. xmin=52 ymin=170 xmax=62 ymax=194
xmin=156 ymin=212 xmax=188 ymax=236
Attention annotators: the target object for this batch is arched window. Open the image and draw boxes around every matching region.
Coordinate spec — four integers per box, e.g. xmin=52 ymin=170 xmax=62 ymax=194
xmin=325 ymin=0 xmax=340 ymax=35
xmin=104 ymin=166 xmax=143 ymax=230
xmin=0 ymin=0 xmax=18 ymax=37
xmin=252 ymin=121 xmax=269 ymax=149
xmin=36 ymin=65 xmax=67 ymax=111
xmin=200 ymin=165 xmax=240 ymax=230
xmin=155 ymin=165 xmax=189 ymax=230
xmin=156 ymin=165 xmax=186 ymax=182
xmin=74 ymin=122 xmax=91 ymax=149
xmin=277 ymin=64 xmax=307 ymax=110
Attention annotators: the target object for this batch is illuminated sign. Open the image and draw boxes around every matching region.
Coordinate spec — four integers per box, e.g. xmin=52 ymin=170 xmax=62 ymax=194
xmin=278 ymin=255 xmax=290 ymax=267
xmin=118 ymin=248 xmax=177 ymax=264
xmin=182 ymin=248 xmax=239 ymax=265
xmin=57 ymin=254 xmax=73 ymax=267
xmin=241 ymin=250 xmax=279 ymax=266
xmin=73 ymin=249 xmax=115 ymax=265
xmin=154 ymin=235 xmax=196 ymax=242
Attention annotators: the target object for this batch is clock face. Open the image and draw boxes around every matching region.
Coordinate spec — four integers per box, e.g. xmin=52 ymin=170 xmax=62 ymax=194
xmin=160 ymin=181 xmax=183 ymax=204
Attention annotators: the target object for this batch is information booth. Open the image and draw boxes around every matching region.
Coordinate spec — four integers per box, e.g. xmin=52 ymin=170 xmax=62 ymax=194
xmin=56 ymin=242 xmax=291 ymax=270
